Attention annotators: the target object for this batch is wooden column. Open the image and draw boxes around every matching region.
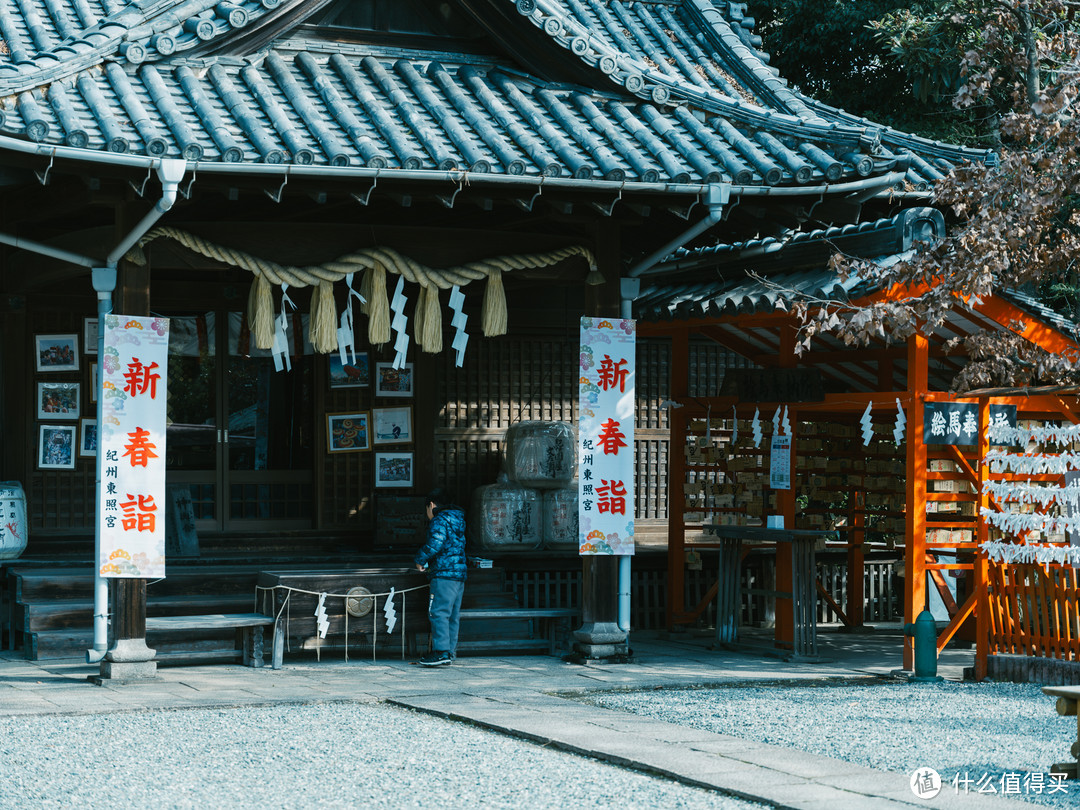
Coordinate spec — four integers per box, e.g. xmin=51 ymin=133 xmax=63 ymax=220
xmin=100 ymin=205 xmax=157 ymax=679
xmin=773 ymin=322 xmax=797 ymax=651
xmin=845 ymin=491 xmax=866 ymax=629
xmin=904 ymin=333 xmax=929 ymax=670
xmin=665 ymin=330 xmax=689 ymax=629
xmin=572 ymin=220 xmax=627 ymax=660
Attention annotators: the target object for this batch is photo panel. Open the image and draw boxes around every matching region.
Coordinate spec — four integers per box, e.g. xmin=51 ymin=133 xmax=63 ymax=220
xmin=39 ymin=424 xmax=76 ymax=470
xmin=37 ymin=382 xmax=80 ymax=420
xmin=326 ymin=412 xmax=371 ymax=453
xmin=35 ymin=334 xmax=79 ymax=372
xmin=375 ymin=452 xmax=414 ymax=487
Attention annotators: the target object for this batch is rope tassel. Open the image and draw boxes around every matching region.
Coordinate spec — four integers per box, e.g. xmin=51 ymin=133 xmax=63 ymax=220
xmin=249 ymin=274 xmax=275 ymax=350
xmin=418 ymin=285 xmax=443 ymax=353
xmin=482 ymin=269 xmax=507 ymax=337
xmin=368 ymin=262 xmax=391 ymax=345
xmin=309 ymin=280 xmax=338 ymax=354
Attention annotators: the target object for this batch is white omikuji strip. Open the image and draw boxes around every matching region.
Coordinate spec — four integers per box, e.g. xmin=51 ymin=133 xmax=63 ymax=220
xmin=984 ymin=449 xmax=1080 ymax=475
xmin=980 ymin=508 xmax=1080 ymax=536
xmin=981 ymin=539 xmax=1080 ymax=566
xmin=989 ymin=421 xmax=1080 ymax=447
xmin=983 ymin=480 xmax=1080 ymax=507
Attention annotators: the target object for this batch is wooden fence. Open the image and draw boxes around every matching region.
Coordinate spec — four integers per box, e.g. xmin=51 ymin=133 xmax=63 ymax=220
xmin=984 ymin=562 xmax=1080 ymax=660
xmin=506 ymin=558 xmax=899 ymax=632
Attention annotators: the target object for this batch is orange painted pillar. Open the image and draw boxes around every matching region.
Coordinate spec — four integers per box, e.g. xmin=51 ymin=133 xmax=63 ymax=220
xmin=904 ymin=334 xmax=929 ymax=670
xmin=974 ymin=398 xmax=991 ymax=680
xmin=666 ymin=331 xmax=689 ymax=629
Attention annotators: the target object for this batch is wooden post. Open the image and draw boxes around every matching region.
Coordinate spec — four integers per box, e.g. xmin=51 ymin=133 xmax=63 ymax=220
xmin=572 ymin=220 xmax=627 ymax=661
xmin=845 ymin=490 xmax=866 ymax=629
xmin=99 ymin=206 xmax=157 ymax=681
xmin=666 ymin=330 xmax=689 ymax=629
xmin=904 ymin=334 xmax=929 ymax=670
xmin=773 ymin=323 xmax=797 ymax=651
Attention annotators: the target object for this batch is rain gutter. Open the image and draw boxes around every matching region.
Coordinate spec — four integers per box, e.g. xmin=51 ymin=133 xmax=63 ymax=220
xmin=0 ymin=135 xmax=908 ymax=200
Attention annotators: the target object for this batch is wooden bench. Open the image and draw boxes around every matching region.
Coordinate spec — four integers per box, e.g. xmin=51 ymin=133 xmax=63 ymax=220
xmin=145 ymin=613 xmax=275 ymax=668
xmin=458 ymin=607 xmax=578 ymax=656
xmin=1042 ymin=685 xmax=1080 ymax=778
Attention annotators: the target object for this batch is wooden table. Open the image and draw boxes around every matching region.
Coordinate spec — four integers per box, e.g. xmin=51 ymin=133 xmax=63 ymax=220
xmin=705 ymin=525 xmax=838 ymax=659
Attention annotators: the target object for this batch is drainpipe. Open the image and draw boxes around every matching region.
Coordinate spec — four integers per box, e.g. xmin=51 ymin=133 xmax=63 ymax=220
xmin=617 ymin=278 xmax=641 ymax=639
xmin=85 ymin=158 xmax=186 ymax=664
xmin=627 ymin=183 xmax=730 ymax=278
xmin=86 ymin=266 xmax=116 ymax=663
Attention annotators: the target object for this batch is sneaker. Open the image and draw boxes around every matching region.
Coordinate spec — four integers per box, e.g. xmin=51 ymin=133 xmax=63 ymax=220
xmin=419 ymin=650 xmax=452 ymax=667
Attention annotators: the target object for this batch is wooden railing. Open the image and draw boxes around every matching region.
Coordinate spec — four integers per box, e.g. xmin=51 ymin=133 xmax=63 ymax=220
xmin=984 ymin=562 xmax=1080 ymax=660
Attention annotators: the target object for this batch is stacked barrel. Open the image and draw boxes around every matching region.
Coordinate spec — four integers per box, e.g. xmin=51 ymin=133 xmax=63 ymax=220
xmin=470 ymin=422 xmax=578 ymax=553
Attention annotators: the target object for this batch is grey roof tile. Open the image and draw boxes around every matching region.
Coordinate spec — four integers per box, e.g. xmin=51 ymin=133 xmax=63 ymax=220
xmin=0 ymin=0 xmax=993 ymax=197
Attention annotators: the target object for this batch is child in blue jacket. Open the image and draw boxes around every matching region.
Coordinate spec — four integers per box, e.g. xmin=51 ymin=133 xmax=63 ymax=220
xmin=414 ymin=488 xmax=467 ymax=666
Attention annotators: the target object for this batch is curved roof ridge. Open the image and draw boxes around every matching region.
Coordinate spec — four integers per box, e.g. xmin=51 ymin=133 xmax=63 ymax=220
xmin=506 ymin=0 xmax=880 ymax=148
xmin=797 ymin=94 xmax=997 ymax=166
xmin=0 ymin=0 xmax=298 ymax=96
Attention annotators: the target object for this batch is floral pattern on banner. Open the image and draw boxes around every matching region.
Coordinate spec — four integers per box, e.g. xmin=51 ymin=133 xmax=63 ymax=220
xmin=98 ymin=315 xmax=170 ymax=578
xmin=578 ymin=317 xmax=635 ymax=556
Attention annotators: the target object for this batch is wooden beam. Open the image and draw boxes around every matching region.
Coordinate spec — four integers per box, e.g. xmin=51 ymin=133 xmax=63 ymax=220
xmin=972 ymin=296 xmax=1080 ymax=357
xmin=937 ymin=591 xmax=978 ymax=654
xmin=816 ymin=578 xmax=851 ymax=627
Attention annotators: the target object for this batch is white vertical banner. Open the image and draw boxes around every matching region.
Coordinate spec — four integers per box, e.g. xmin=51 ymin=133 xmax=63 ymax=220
xmin=98 ymin=314 xmax=170 ymax=578
xmin=578 ymin=317 xmax=635 ymax=556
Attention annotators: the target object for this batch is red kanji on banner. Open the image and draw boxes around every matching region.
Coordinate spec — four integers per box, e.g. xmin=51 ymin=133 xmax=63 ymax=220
xmin=595 ymin=480 xmax=627 ymax=514
xmin=597 ymin=355 xmax=629 ymax=393
xmin=119 ymin=494 xmax=157 ymax=532
xmin=124 ymin=358 xmax=160 ymax=399
xmin=122 ymin=427 xmax=158 ymax=467
xmin=597 ymin=418 xmax=627 ymax=455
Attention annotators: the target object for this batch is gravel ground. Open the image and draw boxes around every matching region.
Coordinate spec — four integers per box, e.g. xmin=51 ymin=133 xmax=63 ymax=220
xmin=0 ymin=701 xmax=764 ymax=810
xmin=583 ymin=678 xmax=1078 ymax=807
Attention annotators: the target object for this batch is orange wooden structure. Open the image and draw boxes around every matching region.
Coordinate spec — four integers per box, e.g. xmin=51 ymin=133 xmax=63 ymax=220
xmin=637 ymin=265 xmax=1080 ymax=670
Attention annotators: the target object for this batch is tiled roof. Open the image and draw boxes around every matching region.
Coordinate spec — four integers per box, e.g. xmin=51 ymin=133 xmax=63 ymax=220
xmin=0 ymin=0 xmax=993 ymax=192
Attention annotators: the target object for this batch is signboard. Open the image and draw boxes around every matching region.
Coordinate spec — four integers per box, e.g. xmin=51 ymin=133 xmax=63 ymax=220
xmin=923 ymin=403 xmax=1017 ymax=446
xmin=578 ymin=317 xmax=635 ymax=556
xmin=98 ymin=315 xmax=169 ymax=578
xmin=769 ymin=434 xmax=792 ymax=490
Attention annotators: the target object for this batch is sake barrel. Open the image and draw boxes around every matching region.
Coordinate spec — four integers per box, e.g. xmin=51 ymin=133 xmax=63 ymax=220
xmin=470 ymin=483 xmax=542 ymax=551
xmin=503 ymin=421 xmax=576 ymax=489
xmin=542 ymin=484 xmax=578 ymax=551
xmin=0 ymin=481 xmax=28 ymax=560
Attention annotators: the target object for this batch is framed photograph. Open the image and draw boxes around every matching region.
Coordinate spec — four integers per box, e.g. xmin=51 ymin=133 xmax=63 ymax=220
xmin=83 ymin=318 xmax=98 ymax=355
xmin=79 ymin=419 xmax=98 ymax=457
xmin=373 ymin=406 xmax=412 ymax=445
xmin=374 ymin=363 xmax=414 ymax=397
xmin=37 ymin=382 xmax=80 ymax=420
xmin=39 ymin=424 xmax=76 ymax=470
xmin=326 ymin=412 xmax=371 ymax=453
xmin=329 ymin=353 xmax=370 ymax=388
xmin=89 ymin=363 xmax=98 ymax=404
xmin=35 ymin=334 xmax=79 ymax=372
xmin=375 ymin=452 xmax=414 ymax=488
